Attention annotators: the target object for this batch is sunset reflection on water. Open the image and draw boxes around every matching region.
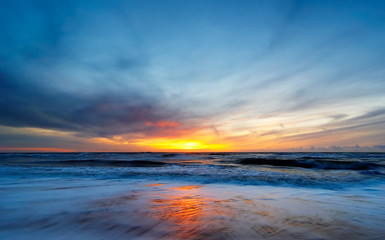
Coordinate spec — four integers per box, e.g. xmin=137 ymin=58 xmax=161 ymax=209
xmin=148 ymin=185 xmax=229 ymax=239
xmin=141 ymin=184 xmax=365 ymax=240
xmin=0 ymin=179 xmax=378 ymax=240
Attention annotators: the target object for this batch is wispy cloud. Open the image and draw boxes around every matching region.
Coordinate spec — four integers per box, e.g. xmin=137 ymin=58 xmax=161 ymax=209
xmin=1 ymin=0 xmax=385 ymax=151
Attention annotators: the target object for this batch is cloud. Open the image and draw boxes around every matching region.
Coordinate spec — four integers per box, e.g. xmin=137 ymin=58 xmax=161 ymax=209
xmin=0 ymin=66 xmax=188 ymax=138
xmin=330 ymin=114 xmax=349 ymax=121
xmin=264 ymin=0 xmax=304 ymax=53
xmin=0 ymin=0 xmax=196 ymax=139
xmin=1 ymin=0 xmax=385 ymax=151
xmin=352 ymin=109 xmax=385 ymax=121
xmin=278 ymin=108 xmax=385 ymax=145
xmin=290 ymin=145 xmax=385 ymax=152
xmin=145 ymin=121 xmax=179 ymax=128
xmin=259 ymin=129 xmax=284 ymax=137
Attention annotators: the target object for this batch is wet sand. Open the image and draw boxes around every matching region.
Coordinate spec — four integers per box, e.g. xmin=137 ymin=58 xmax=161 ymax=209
xmin=1 ymin=177 xmax=384 ymax=240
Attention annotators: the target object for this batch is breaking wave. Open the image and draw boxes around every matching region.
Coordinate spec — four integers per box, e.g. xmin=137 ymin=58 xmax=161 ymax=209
xmin=237 ymin=158 xmax=382 ymax=170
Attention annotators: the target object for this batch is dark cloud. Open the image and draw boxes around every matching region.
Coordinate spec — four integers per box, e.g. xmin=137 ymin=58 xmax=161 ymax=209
xmin=1 ymin=0 xmax=385 ymax=150
xmin=0 ymin=0 xmax=190 ymax=139
xmin=0 ymin=67 xmax=183 ymax=138
xmin=0 ymin=133 xmax=82 ymax=149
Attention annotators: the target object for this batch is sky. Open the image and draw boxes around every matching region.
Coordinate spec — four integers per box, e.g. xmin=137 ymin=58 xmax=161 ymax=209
xmin=1 ymin=0 xmax=385 ymax=152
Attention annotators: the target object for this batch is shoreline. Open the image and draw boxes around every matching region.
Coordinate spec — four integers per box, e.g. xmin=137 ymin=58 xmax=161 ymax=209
xmin=1 ymin=176 xmax=384 ymax=239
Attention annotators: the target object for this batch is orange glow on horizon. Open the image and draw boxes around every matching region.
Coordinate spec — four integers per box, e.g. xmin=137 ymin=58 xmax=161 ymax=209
xmin=136 ymin=138 xmax=229 ymax=151
xmin=90 ymin=134 xmax=231 ymax=151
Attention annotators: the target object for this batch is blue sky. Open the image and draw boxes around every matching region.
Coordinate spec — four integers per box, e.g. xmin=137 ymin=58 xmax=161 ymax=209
xmin=1 ymin=0 xmax=385 ymax=151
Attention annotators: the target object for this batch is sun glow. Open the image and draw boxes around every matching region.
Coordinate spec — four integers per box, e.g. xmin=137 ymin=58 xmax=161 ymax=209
xmin=136 ymin=139 xmax=228 ymax=151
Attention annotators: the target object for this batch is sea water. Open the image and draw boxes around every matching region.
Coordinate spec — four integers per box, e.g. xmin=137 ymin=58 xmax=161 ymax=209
xmin=1 ymin=152 xmax=384 ymax=239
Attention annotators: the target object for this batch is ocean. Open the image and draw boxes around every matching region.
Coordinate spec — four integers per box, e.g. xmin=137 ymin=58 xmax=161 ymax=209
xmin=1 ymin=152 xmax=385 ymax=239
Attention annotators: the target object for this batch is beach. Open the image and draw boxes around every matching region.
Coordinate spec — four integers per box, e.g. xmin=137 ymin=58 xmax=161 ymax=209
xmin=1 ymin=152 xmax=385 ymax=239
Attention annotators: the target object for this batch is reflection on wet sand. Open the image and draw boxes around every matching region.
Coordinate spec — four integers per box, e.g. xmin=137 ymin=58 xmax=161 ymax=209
xmin=1 ymin=182 xmax=382 ymax=240
xmin=149 ymin=185 xmax=228 ymax=239
xmin=143 ymin=184 xmax=374 ymax=239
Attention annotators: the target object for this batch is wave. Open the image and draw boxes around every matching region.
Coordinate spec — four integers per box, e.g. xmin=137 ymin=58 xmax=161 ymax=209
xmin=237 ymin=158 xmax=382 ymax=170
xmin=2 ymin=164 xmax=381 ymax=189
xmin=34 ymin=159 xmax=166 ymax=167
